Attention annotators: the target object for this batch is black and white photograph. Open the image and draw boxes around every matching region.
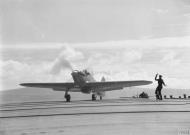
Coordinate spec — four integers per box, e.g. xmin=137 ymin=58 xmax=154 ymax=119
xmin=1 ymin=0 xmax=190 ymax=135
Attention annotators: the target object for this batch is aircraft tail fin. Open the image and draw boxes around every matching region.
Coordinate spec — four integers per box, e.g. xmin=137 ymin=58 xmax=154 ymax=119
xmin=101 ymin=76 xmax=106 ymax=82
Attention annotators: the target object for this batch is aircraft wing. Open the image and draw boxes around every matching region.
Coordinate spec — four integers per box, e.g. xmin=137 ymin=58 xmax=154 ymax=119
xmin=20 ymin=83 xmax=80 ymax=92
xmin=86 ymin=80 xmax=152 ymax=91
xmin=20 ymin=80 xmax=152 ymax=92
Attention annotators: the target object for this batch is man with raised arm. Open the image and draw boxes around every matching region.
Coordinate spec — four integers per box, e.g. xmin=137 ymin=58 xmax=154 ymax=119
xmin=155 ymin=73 xmax=166 ymax=100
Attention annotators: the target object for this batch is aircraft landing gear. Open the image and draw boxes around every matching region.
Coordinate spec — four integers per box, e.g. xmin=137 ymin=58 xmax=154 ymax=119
xmin=65 ymin=94 xmax=71 ymax=102
xmin=92 ymin=94 xmax=97 ymax=101
xmin=100 ymin=96 xmax=102 ymax=100
xmin=65 ymin=90 xmax=71 ymax=102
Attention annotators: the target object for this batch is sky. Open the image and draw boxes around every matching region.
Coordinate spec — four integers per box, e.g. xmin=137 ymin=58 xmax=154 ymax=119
xmin=1 ymin=0 xmax=190 ymax=90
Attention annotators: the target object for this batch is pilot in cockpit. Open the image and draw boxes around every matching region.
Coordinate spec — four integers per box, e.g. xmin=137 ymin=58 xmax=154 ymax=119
xmin=83 ymin=70 xmax=90 ymax=75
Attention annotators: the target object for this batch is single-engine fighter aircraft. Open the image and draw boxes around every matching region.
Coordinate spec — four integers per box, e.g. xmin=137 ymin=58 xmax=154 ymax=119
xmin=20 ymin=70 xmax=152 ymax=102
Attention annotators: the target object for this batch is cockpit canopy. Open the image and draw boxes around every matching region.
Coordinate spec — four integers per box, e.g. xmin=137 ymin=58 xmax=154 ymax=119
xmin=72 ymin=69 xmax=90 ymax=76
xmin=83 ymin=69 xmax=90 ymax=75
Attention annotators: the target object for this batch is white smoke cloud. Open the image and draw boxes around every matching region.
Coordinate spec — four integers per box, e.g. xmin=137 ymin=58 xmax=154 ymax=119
xmin=50 ymin=45 xmax=84 ymax=74
xmin=50 ymin=57 xmax=73 ymax=74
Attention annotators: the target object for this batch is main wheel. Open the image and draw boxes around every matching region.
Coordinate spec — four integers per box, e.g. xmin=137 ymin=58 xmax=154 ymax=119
xmin=100 ymin=96 xmax=102 ymax=100
xmin=65 ymin=94 xmax=71 ymax=102
xmin=92 ymin=94 xmax=96 ymax=101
